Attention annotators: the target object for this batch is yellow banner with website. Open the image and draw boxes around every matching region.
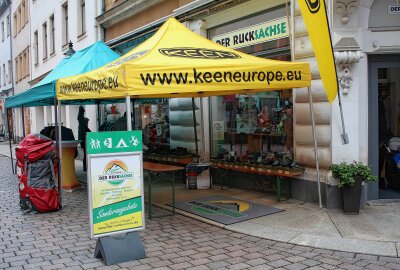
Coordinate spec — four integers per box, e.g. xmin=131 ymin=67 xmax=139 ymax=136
xmin=56 ymin=18 xmax=311 ymax=101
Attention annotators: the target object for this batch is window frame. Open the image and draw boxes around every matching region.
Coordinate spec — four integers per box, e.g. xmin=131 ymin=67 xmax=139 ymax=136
xmin=49 ymin=15 xmax=55 ymax=55
xmin=34 ymin=30 xmax=39 ymax=65
xmin=42 ymin=22 xmax=48 ymax=60
xmin=62 ymin=3 xmax=69 ymax=46
xmin=6 ymin=15 xmax=10 ymax=37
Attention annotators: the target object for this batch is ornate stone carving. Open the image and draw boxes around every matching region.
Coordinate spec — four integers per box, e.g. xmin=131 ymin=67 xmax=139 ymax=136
xmin=334 ymin=51 xmax=363 ymax=95
xmin=334 ymin=37 xmax=362 ymax=95
xmin=336 ymin=0 xmax=358 ymax=24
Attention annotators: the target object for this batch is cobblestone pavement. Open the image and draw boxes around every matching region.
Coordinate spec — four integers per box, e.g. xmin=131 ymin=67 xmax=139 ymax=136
xmin=1 ymin=156 xmax=400 ymax=270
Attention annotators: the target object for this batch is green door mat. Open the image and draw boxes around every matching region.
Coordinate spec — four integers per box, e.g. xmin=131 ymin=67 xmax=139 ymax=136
xmin=172 ymin=195 xmax=283 ymax=225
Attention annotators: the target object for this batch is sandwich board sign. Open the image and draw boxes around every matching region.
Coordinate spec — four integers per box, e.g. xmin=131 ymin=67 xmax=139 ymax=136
xmin=87 ymin=130 xmax=145 ymax=238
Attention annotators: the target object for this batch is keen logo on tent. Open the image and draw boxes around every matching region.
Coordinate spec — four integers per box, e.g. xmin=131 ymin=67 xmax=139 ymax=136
xmin=158 ymin=48 xmax=241 ymax=59
xmin=305 ymin=0 xmax=320 ymax=13
xmin=98 ymin=160 xmax=133 ymax=186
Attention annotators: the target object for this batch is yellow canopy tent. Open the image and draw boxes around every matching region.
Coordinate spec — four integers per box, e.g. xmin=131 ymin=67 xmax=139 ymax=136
xmin=55 ymin=18 xmax=324 ymax=207
xmin=56 ymin=18 xmax=310 ymax=100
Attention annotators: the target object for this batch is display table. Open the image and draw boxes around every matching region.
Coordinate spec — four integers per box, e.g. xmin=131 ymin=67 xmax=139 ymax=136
xmin=59 ymin=140 xmax=81 ymax=191
xmin=143 ymin=161 xmax=185 ymax=219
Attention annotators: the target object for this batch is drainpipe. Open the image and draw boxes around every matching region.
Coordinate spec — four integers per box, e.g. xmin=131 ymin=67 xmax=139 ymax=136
xmin=7 ymin=0 xmax=13 ymax=96
xmin=7 ymin=0 xmax=15 ymax=142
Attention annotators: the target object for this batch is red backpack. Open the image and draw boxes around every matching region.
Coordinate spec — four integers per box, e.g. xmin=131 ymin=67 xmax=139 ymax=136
xmin=16 ymin=134 xmax=60 ymax=213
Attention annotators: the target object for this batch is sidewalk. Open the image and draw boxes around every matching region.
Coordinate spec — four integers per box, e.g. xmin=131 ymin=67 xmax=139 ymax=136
xmin=1 ymin=141 xmax=399 ymax=258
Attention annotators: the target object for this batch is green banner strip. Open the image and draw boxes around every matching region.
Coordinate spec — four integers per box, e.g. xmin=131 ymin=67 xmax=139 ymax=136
xmin=87 ymin=130 xmax=143 ymax=154
xmin=93 ymin=197 xmax=142 ymax=224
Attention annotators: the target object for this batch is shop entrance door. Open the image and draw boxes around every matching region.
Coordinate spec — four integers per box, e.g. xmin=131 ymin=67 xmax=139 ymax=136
xmin=368 ymin=55 xmax=400 ymax=200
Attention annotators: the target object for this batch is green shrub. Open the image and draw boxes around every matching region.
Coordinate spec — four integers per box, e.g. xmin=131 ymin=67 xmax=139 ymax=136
xmin=330 ymin=161 xmax=377 ymax=188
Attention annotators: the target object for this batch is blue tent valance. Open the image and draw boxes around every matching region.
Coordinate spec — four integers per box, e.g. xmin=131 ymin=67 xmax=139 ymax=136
xmin=5 ymin=41 xmax=120 ymax=108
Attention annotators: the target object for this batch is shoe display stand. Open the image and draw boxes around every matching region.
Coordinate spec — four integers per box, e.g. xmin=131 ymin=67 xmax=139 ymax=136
xmin=210 ymin=160 xmax=304 ymax=201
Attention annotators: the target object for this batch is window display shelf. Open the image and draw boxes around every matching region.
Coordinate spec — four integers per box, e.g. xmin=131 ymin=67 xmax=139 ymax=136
xmin=210 ymin=159 xmax=304 ymax=201
xmin=210 ymin=160 xmax=304 ymax=177
xmin=144 ymin=153 xmax=193 ymax=165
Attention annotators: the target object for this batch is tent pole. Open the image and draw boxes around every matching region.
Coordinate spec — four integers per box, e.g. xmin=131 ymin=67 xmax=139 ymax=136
xmin=192 ymin=98 xmax=199 ymax=163
xmin=54 ymin=99 xmax=63 ymax=209
xmin=308 ymin=87 xmax=323 ymax=208
xmin=21 ymin=105 xmax=26 ymax=138
xmin=6 ymin=108 xmax=14 ymax=173
xmin=126 ymin=95 xmax=132 ymax=131
xmin=96 ymin=101 xmax=101 ymax=130
xmin=132 ymin=98 xmax=135 ymax=129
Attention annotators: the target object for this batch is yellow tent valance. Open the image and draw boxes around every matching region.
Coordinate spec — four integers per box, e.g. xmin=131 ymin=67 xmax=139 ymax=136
xmin=56 ymin=18 xmax=311 ymax=100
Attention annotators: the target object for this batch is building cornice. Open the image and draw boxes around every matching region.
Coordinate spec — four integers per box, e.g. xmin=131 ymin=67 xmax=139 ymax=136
xmin=96 ymin=0 xmax=163 ymax=29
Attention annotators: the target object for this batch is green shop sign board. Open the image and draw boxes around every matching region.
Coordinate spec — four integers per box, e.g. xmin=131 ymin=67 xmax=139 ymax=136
xmin=212 ymin=17 xmax=289 ymax=49
xmin=87 ymin=130 xmax=145 ymax=238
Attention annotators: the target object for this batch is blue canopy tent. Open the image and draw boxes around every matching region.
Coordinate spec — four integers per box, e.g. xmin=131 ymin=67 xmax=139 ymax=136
xmin=4 ymin=41 xmax=120 ymax=207
xmin=5 ymin=41 xmax=120 ymax=108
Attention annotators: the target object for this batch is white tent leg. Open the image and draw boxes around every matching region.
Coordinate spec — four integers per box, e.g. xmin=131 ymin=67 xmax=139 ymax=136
xmin=126 ymin=95 xmax=132 ymax=131
xmin=57 ymin=100 xmax=63 ymax=207
xmin=308 ymin=87 xmax=323 ymax=208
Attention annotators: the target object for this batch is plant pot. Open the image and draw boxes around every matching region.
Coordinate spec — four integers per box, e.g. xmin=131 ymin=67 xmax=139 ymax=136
xmin=341 ymin=175 xmax=363 ymax=214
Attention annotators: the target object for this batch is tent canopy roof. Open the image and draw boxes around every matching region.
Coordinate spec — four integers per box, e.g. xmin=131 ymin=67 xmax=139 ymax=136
xmin=6 ymin=41 xmax=120 ymax=108
xmin=56 ymin=18 xmax=311 ymax=101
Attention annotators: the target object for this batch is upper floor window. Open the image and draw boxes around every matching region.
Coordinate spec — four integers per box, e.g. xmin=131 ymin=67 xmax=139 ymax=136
xmin=14 ymin=58 xmax=18 ymax=83
xmin=17 ymin=6 xmax=21 ymax=33
xmin=6 ymin=15 xmax=10 ymax=37
xmin=42 ymin=22 xmax=48 ymax=60
xmin=49 ymin=15 xmax=55 ymax=54
xmin=13 ymin=0 xmax=29 ymax=38
xmin=13 ymin=14 xmax=16 ymax=37
xmin=2 ymin=64 xmax=5 ymax=86
xmin=78 ymin=0 xmax=86 ymax=35
xmin=8 ymin=60 xmax=11 ymax=83
xmin=21 ymin=1 xmax=25 ymax=29
xmin=34 ymin=31 xmax=39 ymax=65
xmin=24 ymin=0 xmax=29 ymax=25
xmin=1 ymin=21 xmax=4 ymax=42
xmin=62 ymin=2 xmax=69 ymax=45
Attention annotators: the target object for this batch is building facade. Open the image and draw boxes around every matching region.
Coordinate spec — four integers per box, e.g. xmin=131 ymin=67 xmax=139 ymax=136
xmin=11 ymin=0 xmax=30 ymax=140
xmin=28 ymin=0 xmax=103 ymax=137
xmin=0 ymin=0 xmax=12 ymax=141
xmin=95 ymin=0 xmax=400 ymax=207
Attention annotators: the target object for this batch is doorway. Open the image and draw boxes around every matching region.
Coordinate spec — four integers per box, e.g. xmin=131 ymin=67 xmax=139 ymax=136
xmin=368 ymin=55 xmax=400 ymax=200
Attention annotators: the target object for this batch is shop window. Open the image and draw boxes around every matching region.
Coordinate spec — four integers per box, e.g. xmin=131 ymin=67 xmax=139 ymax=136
xmin=99 ymin=99 xmax=170 ymax=150
xmin=211 ymin=90 xmax=293 ymax=161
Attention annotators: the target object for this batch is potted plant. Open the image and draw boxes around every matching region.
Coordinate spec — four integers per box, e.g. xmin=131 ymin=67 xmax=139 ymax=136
xmin=330 ymin=161 xmax=377 ymax=214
